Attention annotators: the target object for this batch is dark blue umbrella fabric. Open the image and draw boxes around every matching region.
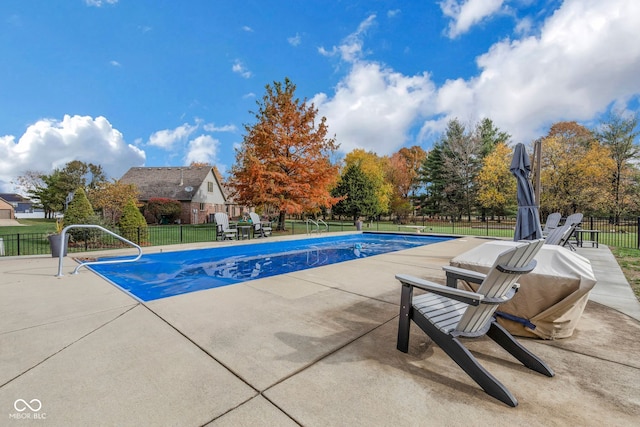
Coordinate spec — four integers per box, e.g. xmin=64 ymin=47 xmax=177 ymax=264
xmin=510 ymin=143 xmax=543 ymax=240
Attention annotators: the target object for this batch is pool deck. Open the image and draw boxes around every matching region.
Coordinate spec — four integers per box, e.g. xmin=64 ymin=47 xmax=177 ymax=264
xmin=1 ymin=234 xmax=639 ymax=426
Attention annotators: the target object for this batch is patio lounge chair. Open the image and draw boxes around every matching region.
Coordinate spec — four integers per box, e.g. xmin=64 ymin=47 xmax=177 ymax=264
xmin=544 ymin=223 xmax=576 ymax=246
xmin=249 ymin=212 xmax=272 ymax=237
xmin=541 ymin=212 xmax=561 ymax=237
xmin=396 ymin=239 xmax=553 ymax=407
xmin=547 ymin=213 xmax=583 ymax=250
xmin=214 ymin=212 xmax=237 ymax=240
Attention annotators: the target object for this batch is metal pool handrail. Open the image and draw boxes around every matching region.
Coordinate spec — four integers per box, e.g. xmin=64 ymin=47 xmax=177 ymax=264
xmin=56 ymin=225 xmax=142 ymax=277
xmin=306 ymin=218 xmax=328 ymax=234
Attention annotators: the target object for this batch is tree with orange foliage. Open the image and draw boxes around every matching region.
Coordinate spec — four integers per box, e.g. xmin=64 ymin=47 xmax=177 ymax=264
xmin=230 ymin=78 xmax=340 ymax=230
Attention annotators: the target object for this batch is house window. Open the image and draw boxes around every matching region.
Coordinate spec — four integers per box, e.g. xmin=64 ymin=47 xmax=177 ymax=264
xmin=207 ymin=181 xmax=214 ymax=192
xmin=199 ymin=203 xmax=205 ymax=211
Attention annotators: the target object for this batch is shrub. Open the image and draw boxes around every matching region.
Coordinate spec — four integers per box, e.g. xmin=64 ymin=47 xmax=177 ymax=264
xmin=119 ymin=199 xmax=149 ymax=243
xmin=64 ymin=188 xmax=95 ymax=241
xmin=143 ymin=198 xmax=182 ymax=224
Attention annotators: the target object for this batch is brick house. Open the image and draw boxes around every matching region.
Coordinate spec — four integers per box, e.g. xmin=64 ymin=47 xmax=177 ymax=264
xmin=120 ymin=166 xmax=232 ymax=224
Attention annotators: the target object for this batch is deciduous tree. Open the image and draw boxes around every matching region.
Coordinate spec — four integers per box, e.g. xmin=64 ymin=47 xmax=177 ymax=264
xmin=539 ymin=122 xmax=615 ymax=215
xmin=476 ymin=142 xmax=516 ymax=216
xmin=230 ymin=78 xmax=340 ymax=230
xmin=595 ymin=111 xmax=640 ymax=222
xmin=88 ymin=180 xmax=139 ymax=225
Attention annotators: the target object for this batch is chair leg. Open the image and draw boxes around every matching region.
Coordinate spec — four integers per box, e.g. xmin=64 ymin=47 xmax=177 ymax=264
xmin=397 ymin=283 xmax=413 ymax=353
xmin=412 ymin=315 xmax=518 ymax=407
xmin=487 ymin=321 xmax=554 ymax=377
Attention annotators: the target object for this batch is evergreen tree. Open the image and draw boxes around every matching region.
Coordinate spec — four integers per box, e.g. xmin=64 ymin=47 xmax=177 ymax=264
xmin=119 ymin=199 xmax=148 ymax=243
xmin=331 ymin=163 xmax=379 ymax=223
xmin=64 ymin=187 xmax=94 ymax=225
xmin=440 ymin=119 xmax=482 ymax=220
xmin=418 ymin=143 xmax=446 ymax=215
xmin=63 ymin=187 xmax=95 ymax=242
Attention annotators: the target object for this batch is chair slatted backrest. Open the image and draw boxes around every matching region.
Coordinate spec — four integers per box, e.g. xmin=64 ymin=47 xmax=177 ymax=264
xmin=565 ymin=213 xmax=583 ymax=227
xmin=214 ymin=212 xmax=231 ymax=230
xmin=544 ymin=224 xmax=571 ymax=245
xmin=456 ymin=239 xmax=544 ymax=333
xmin=249 ymin=212 xmax=262 ymax=231
xmin=542 ymin=212 xmax=561 ymax=233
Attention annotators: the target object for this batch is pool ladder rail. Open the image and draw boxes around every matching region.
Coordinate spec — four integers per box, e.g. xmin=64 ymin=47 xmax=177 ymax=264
xmin=56 ymin=224 xmax=143 ymax=277
xmin=306 ymin=218 xmax=328 ymax=235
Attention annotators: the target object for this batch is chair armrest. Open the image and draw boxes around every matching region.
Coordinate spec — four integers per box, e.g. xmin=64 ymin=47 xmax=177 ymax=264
xmin=442 ymin=265 xmax=486 ymax=287
xmin=396 ymin=274 xmax=484 ymax=306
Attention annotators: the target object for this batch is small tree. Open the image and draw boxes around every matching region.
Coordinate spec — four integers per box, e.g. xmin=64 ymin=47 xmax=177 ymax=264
xmin=64 ymin=188 xmax=94 ymax=226
xmin=63 ymin=187 xmax=95 ymax=242
xmin=119 ymin=199 xmax=148 ymax=243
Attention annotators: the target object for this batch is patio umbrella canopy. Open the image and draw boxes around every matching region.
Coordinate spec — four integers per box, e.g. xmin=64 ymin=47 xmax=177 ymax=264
xmin=510 ymin=143 xmax=543 ymax=240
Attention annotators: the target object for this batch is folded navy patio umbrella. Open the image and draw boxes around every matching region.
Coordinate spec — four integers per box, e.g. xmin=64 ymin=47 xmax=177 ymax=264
xmin=510 ymin=143 xmax=543 ymax=240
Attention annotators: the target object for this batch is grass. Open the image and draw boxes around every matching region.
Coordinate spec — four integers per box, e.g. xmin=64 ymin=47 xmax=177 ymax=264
xmin=610 ymin=247 xmax=640 ymax=302
xmin=0 ymin=218 xmax=57 ymax=235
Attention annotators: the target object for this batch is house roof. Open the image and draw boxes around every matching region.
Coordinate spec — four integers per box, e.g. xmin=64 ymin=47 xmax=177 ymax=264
xmin=0 ymin=193 xmax=31 ymax=203
xmin=120 ymin=166 xmax=226 ymax=201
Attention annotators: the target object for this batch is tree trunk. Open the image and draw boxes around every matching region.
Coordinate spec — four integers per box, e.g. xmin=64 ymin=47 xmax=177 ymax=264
xmin=277 ymin=210 xmax=286 ymax=231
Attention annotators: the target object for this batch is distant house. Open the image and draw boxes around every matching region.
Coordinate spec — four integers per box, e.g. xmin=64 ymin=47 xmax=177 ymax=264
xmin=0 ymin=193 xmax=37 ymax=217
xmin=0 ymin=197 xmax=15 ymax=220
xmin=120 ymin=166 xmax=230 ymax=224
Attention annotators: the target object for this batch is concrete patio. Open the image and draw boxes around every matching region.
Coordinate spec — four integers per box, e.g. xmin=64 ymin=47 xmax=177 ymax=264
xmin=1 ymin=234 xmax=639 ymax=426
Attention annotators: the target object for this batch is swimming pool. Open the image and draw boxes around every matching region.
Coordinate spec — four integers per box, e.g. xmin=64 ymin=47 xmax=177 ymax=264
xmin=88 ymin=232 xmax=454 ymax=302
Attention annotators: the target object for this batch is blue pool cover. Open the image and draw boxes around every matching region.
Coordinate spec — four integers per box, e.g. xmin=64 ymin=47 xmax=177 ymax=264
xmin=88 ymin=232 xmax=454 ymax=302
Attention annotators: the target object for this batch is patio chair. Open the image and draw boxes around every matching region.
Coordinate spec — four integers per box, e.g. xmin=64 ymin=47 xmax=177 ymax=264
xmin=214 ymin=212 xmax=237 ymax=240
xmin=546 ymin=213 xmax=582 ymax=250
xmin=541 ymin=212 xmax=561 ymax=237
xmin=543 ymin=223 xmax=575 ymax=246
xmin=396 ymin=239 xmax=553 ymax=407
xmin=249 ymin=212 xmax=272 ymax=237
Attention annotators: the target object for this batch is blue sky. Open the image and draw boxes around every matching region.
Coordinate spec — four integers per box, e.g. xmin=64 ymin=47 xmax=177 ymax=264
xmin=1 ymin=0 xmax=639 ymax=192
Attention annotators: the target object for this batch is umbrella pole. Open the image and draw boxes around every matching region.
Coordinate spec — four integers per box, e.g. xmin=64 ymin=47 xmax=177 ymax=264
xmin=532 ymin=139 xmax=542 ymax=207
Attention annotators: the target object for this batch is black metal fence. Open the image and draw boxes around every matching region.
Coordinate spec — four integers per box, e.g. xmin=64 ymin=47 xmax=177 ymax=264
xmin=1 ymin=217 xmax=639 ymax=257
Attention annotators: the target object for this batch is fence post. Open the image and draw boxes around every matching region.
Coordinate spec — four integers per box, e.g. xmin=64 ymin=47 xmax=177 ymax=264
xmin=637 ymin=217 xmax=640 ymax=249
xmin=17 ymin=233 xmax=20 ymax=256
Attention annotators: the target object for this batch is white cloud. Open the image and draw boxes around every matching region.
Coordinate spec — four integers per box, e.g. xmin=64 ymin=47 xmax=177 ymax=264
xmin=387 ymin=9 xmax=401 ymax=18
xmin=319 ymin=14 xmax=376 ymax=62
xmin=232 ymin=60 xmax=252 ymax=78
xmin=203 ymin=123 xmax=237 ymax=133
xmin=84 ymin=0 xmax=118 ymax=7
xmin=314 ymin=0 xmax=640 ymax=153
xmin=148 ymin=123 xmax=197 ymax=149
xmin=109 ymin=60 xmax=121 ymax=67
xmin=242 ymin=26 xmax=254 ymax=32
xmin=440 ymin=0 xmax=505 ymax=38
xmin=288 ymin=33 xmax=302 ymax=47
xmin=313 ymin=62 xmax=436 ymax=156
xmin=185 ymin=135 xmax=220 ymax=165
xmin=434 ymin=0 xmax=640 ymax=143
xmin=0 ymin=115 xmax=145 ymax=191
